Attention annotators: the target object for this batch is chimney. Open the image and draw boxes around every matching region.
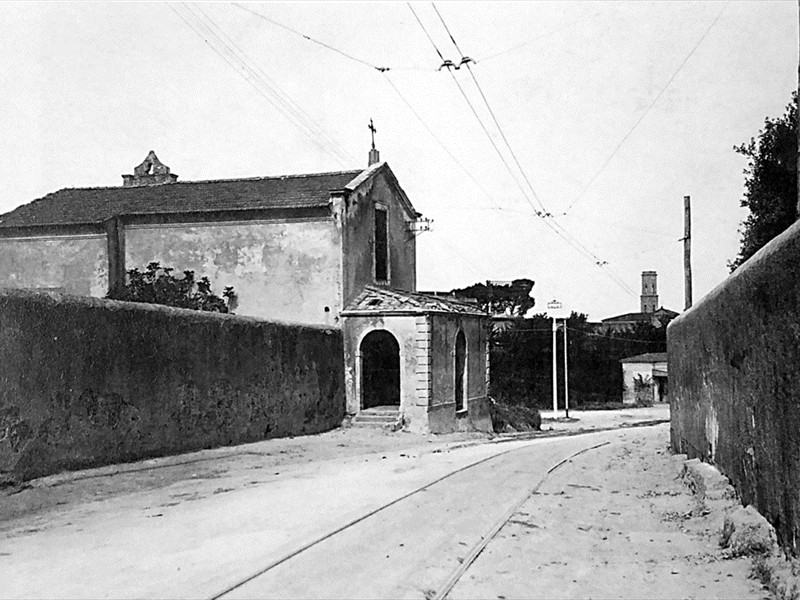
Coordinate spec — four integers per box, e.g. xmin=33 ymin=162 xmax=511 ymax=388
xmin=640 ymin=271 xmax=658 ymax=313
xmin=122 ymin=151 xmax=178 ymax=187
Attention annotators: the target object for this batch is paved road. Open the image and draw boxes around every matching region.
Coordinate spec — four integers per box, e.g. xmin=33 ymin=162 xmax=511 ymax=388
xmin=2 ymin=431 xmax=614 ymax=599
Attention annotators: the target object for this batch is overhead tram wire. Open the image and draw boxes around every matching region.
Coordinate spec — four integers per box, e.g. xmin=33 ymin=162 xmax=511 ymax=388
xmin=231 ymin=3 xmax=435 ymax=73
xmin=168 ymin=3 xmax=354 ymax=167
xmin=406 ymin=3 xmax=531 ymax=207
xmin=189 ymin=3 xmax=357 ymax=166
xmin=432 ymin=1 xmax=548 ymax=219
xmin=416 ymin=3 xmax=636 ymax=298
xmin=561 ymin=1 xmax=730 ymax=216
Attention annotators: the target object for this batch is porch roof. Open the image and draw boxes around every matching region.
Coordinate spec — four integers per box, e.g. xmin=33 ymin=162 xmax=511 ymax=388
xmin=341 ymin=286 xmax=488 ymax=317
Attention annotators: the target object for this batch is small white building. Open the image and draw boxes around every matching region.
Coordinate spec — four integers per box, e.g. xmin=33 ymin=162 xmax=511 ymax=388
xmin=620 ymin=352 xmax=668 ymax=405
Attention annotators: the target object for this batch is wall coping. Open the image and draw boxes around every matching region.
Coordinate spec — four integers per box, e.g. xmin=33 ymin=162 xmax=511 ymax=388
xmin=0 ymin=287 xmax=339 ymax=334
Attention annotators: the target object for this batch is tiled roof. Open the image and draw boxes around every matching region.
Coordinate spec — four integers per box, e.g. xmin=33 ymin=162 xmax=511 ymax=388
xmin=342 ymin=286 xmax=488 ymax=317
xmin=602 ymin=312 xmax=654 ymax=323
xmin=601 ymin=308 xmax=678 ymax=323
xmin=620 ymin=352 xmax=668 ymax=364
xmin=0 ymin=169 xmax=363 ymax=228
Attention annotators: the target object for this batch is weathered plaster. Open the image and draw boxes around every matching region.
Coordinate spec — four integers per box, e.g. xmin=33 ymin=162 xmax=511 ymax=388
xmin=125 ymin=219 xmax=342 ymax=326
xmin=0 ymin=235 xmax=108 ymax=297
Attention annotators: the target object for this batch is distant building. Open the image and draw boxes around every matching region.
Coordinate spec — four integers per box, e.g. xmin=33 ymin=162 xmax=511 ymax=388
xmin=601 ymin=271 xmax=678 ymax=332
xmin=620 ymin=352 xmax=668 ymax=405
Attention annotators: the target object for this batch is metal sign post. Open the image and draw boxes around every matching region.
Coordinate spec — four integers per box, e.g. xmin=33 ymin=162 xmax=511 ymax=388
xmin=547 ymin=300 xmax=570 ymax=418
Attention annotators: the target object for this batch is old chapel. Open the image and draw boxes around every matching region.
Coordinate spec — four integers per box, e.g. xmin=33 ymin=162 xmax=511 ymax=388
xmin=0 ymin=148 xmax=491 ymax=433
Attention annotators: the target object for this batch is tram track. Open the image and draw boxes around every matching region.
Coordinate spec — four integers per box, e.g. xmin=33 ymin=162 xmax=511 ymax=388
xmin=212 ymin=436 xmax=613 ymax=600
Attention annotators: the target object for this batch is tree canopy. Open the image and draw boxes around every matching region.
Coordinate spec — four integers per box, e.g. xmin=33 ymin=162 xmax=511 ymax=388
xmin=730 ymin=93 xmax=798 ymax=272
xmin=107 ymin=262 xmax=236 ymax=314
xmin=447 ymin=279 xmax=535 ymax=316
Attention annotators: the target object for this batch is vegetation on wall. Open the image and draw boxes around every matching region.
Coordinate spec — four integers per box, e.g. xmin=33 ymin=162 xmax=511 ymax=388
xmin=730 ymin=93 xmax=798 ymax=272
xmin=107 ymin=262 xmax=236 ymax=313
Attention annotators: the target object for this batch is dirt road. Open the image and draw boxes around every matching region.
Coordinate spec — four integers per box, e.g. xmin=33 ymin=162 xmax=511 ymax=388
xmin=1 ymin=412 xmax=765 ymax=599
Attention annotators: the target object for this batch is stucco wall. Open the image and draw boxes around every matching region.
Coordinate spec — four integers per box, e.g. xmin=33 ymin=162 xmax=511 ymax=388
xmin=342 ymin=171 xmax=416 ymax=306
xmin=0 ymin=235 xmax=108 ymax=297
xmin=125 ymin=219 xmax=342 ymax=327
xmin=341 ymin=315 xmax=426 ymax=430
xmin=0 ymin=288 xmax=344 ymax=483
xmin=429 ymin=314 xmax=491 ymax=433
xmin=668 ymin=219 xmax=800 ymax=556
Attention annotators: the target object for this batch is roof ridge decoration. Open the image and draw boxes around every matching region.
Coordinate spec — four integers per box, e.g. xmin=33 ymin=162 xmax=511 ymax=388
xmin=122 ymin=151 xmax=178 ymax=188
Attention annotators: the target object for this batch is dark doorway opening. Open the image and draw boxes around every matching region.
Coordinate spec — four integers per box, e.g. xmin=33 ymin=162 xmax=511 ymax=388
xmin=361 ymin=330 xmax=401 ymax=409
xmin=455 ymin=330 xmax=466 ymax=412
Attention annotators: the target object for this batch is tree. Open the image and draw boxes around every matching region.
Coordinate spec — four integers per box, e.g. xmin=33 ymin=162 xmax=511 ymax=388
xmin=729 ymin=93 xmax=798 ymax=272
xmin=447 ymin=279 xmax=535 ymax=316
xmin=107 ymin=262 xmax=237 ymax=314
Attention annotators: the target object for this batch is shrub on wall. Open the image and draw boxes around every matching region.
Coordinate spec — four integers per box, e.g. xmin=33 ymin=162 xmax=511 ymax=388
xmin=107 ymin=262 xmax=236 ymax=313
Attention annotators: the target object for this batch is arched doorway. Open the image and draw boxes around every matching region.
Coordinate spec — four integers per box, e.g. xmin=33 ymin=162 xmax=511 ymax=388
xmin=455 ymin=330 xmax=467 ymax=412
xmin=361 ymin=330 xmax=401 ymax=409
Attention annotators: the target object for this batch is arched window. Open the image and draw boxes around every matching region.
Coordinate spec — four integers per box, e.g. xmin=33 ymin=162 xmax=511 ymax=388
xmin=455 ymin=330 xmax=467 ymax=412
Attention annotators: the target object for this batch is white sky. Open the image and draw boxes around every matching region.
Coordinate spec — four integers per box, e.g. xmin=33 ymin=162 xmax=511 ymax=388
xmin=0 ymin=1 xmax=796 ymax=320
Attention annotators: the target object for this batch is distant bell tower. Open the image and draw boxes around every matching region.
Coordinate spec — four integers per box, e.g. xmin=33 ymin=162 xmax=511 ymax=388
xmin=640 ymin=271 xmax=658 ymax=313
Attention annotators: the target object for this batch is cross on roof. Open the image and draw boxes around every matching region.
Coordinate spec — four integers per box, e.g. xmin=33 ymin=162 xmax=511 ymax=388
xmin=368 ymin=118 xmax=377 ymax=150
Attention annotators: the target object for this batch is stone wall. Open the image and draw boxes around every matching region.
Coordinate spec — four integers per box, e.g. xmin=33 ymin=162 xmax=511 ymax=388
xmin=668 ymin=220 xmax=800 ymax=556
xmin=0 ymin=288 xmax=344 ymax=483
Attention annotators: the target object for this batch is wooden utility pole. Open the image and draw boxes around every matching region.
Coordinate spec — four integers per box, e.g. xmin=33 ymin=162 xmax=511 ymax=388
xmin=684 ymin=195 xmax=693 ymax=310
xmin=797 ymin=0 xmax=800 ymax=218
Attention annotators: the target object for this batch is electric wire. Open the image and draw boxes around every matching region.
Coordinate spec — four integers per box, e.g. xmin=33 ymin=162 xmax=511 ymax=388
xmin=561 ymin=1 xmax=730 ymax=215
xmin=232 ymin=3 xmax=434 ymax=73
xmin=382 ymin=73 xmax=502 ymax=210
xmin=478 ymin=11 xmax=601 ymax=63
xmin=168 ymin=3 xmax=355 ymax=167
xmin=189 ymin=3 xmax=356 ymax=165
xmin=432 ymin=2 xmax=547 ymax=216
xmin=407 ymin=3 xmax=531 ymax=205
xmin=566 ymin=326 xmax=668 ymax=345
